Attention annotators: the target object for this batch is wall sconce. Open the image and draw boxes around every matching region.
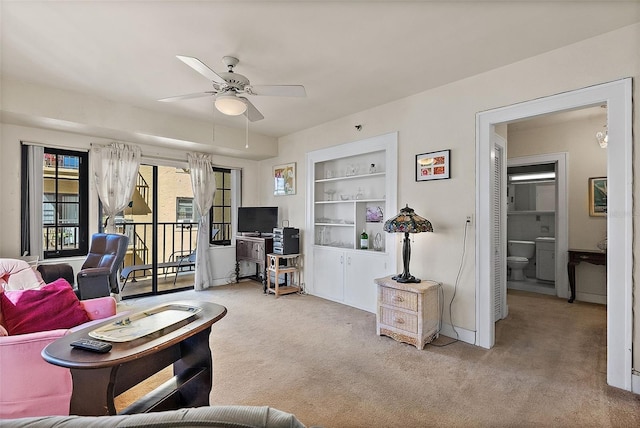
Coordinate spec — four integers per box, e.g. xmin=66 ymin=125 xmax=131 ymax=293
xmin=596 ymin=126 xmax=608 ymax=149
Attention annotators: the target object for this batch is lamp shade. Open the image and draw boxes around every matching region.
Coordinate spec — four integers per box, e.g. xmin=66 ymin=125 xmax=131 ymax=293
xmin=215 ymin=93 xmax=247 ymax=116
xmin=383 ymin=204 xmax=433 ymax=234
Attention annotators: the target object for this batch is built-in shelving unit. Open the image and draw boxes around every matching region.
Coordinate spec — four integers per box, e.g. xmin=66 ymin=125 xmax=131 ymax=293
xmin=305 ymin=132 xmax=398 ymax=313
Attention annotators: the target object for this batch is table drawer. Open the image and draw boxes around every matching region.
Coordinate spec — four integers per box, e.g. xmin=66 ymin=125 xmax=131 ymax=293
xmin=379 ymin=307 xmax=418 ymax=333
xmin=380 ymin=286 xmax=418 ymax=311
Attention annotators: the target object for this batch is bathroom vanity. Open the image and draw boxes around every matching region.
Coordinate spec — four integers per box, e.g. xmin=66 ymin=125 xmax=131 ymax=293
xmin=535 ymin=237 xmax=556 ymax=281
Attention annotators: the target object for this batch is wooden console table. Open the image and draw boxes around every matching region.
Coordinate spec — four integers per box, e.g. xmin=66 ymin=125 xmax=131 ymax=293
xmin=567 ymin=249 xmax=607 ymax=303
xmin=42 ymin=300 xmax=227 ymax=416
xmin=266 ymin=253 xmax=301 ymax=297
xmin=235 ymin=236 xmax=273 ymax=285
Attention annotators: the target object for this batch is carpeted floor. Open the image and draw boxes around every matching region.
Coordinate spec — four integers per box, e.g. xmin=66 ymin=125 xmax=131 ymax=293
xmin=115 ymin=281 xmax=640 ymax=427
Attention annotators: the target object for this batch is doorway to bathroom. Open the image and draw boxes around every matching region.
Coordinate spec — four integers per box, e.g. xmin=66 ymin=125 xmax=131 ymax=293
xmin=505 ymin=157 xmax=566 ymax=298
xmin=476 ymin=79 xmax=633 ymax=391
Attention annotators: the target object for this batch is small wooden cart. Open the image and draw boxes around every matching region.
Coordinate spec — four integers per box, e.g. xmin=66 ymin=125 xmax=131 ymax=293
xmin=266 ymin=253 xmax=302 ymax=297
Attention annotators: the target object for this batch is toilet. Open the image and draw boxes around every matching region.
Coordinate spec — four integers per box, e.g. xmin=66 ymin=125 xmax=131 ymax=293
xmin=507 ymin=240 xmax=536 ymax=281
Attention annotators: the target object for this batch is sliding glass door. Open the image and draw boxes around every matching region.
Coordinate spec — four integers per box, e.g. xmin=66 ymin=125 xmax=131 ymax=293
xmin=105 ymin=164 xmax=198 ymax=298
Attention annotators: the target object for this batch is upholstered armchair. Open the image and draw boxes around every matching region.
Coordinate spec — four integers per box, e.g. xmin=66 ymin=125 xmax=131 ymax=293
xmin=0 ymin=276 xmax=117 ymax=419
xmin=77 ymin=233 xmax=129 ymax=299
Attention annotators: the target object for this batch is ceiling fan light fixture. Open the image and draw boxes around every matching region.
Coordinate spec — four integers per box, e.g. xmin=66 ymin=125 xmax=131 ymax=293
xmin=215 ymin=94 xmax=247 ymax=116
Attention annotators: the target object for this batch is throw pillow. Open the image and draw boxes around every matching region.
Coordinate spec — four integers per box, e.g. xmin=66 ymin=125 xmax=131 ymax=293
xmin=0 ymin=278 xmax=90 ymax=335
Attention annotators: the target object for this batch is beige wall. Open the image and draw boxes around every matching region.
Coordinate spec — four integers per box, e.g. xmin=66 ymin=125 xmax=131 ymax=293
xmin=260 ymin=24 xmax=639 ymax=366
xmin=507 ymin=110 xmax=608 ymax=298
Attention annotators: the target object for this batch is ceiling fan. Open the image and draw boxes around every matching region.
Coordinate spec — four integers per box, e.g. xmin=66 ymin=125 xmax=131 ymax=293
xmin=159 ymin=55 xmax=306 ymax=122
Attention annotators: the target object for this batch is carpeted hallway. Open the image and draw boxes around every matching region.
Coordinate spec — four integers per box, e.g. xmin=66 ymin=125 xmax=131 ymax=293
xmin=117 ymin=281 xmax=640 ymax=427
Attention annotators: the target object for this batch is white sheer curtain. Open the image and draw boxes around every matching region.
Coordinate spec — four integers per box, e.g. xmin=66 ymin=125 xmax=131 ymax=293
xmin=90 ymin=142 xmax=141 ymax=233
xmin=27 ymin=145 xmax=44 ymax=258
xmin=187 ymin=153 xmax=216 ymax=291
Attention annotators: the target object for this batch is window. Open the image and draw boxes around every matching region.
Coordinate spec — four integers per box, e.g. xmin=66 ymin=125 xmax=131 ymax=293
xmin=176 ymin=197 xmax=195 ymax=222
xmin=21 ymin=146 xmax=89 ymax=258
xmin=210 ymin=167 xmax=233 ymax=245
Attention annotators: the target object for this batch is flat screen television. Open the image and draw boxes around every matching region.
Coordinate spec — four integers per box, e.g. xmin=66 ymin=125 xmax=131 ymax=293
xmin=237 ymin=206 xmax=278 ymax=235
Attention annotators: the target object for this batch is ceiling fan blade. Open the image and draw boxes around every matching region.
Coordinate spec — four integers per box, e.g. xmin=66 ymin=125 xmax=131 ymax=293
xmin=247 ymin=85 xmax=306 ymax=97
xmin=176 ymin=55 xmax=226 ymax=84
xmin=240 ymin=97 xmax=264 ymax=122
xmin=158 ymin=91 xmax=216 ymax=102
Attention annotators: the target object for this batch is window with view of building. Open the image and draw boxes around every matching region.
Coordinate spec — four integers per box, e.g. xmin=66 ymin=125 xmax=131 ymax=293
xmin=21 ymin=145 xmax=89 ymax=258
xmin=42 ymin=150 xmax=88 ymax=257
xmin=210 ymin=167 xmax=233 ymax=245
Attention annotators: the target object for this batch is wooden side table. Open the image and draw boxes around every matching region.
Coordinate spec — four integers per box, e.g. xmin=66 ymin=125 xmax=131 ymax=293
xmin=266 ymin=253 xmax=301 ymax=297
xmin=375 ymin=276 xmax=440 ymax=349
xmin=567 ymin=249 xmax=607 ymax=303
xmin=235 ymin=236 xmax=273 ymax=285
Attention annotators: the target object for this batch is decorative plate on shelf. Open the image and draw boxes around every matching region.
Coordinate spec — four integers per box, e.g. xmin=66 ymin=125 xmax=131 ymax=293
xmin=366 ymin=206 xmax=384 ymax=222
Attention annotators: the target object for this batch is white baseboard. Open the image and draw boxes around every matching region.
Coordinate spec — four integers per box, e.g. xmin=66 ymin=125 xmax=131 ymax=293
xmin=632 ymin=372 xmax=640 ymax=395
xmin=438 ymin=322 xmax=475 ymax=345
xmin=575 ymin=292 xmax=606 ymax=305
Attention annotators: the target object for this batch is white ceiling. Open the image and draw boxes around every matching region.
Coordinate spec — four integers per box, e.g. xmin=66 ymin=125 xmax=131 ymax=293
xmin=1 ymin=1 xmax=639 ymax=138
xmin=508 ymin=105 xmax=607 ymax=132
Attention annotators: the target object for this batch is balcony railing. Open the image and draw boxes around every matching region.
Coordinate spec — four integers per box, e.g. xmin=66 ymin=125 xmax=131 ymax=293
xmin=113 ymin=221 xmax=197 ymax=267
xmin=114 ymin=220 xmax=229 ymax=269
xmin=43 ymin=225 xmax=80 ymax=252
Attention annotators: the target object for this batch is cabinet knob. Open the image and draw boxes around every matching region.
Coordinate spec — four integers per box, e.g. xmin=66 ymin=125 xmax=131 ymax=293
xmin=394 ymin=317 xmax=405 ymax=324
xmin=393 ymin=295 xmax=404 ymax=303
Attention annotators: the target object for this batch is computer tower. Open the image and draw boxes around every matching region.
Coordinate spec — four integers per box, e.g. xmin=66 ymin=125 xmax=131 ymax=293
xmin=273 ymin=227 xmax=300 ymax=255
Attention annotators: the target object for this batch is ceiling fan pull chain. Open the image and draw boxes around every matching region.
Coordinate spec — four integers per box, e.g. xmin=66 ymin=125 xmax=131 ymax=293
xmin=211 ymin=102 xmax=216 ymax=142
xmin=245 ymin=114 xmax=249 ymax=149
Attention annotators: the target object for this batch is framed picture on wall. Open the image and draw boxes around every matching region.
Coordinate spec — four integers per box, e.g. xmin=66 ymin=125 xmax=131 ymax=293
xmin=589 ymin=177 xmax=607 ymax=217
xmin=416 ymin=150 xmax=450 ymax=181
xmin=274 ymin=162 xmax=296 ymax=196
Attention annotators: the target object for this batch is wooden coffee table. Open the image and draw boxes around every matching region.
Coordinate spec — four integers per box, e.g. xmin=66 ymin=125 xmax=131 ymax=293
xmin=42 ymin=300 xmax=227 ymax=416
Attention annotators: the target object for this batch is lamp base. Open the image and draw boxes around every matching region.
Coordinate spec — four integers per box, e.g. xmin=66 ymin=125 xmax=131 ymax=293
xmin=392 ymin=274 xmax=421 ymax=284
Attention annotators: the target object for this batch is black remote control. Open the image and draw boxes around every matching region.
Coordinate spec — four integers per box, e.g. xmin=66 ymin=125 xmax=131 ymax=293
xmin=70 ymin=338 xmax=112 ymax=353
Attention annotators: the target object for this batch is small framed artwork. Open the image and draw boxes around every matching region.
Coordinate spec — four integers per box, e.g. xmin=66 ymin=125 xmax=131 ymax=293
xmin=416 ymin=149 xmax=451 ymax=181
xmin=274 ymin=162 xmax=296 ymax=196
xmin=589 ymin=177 xmax=607 ymax=217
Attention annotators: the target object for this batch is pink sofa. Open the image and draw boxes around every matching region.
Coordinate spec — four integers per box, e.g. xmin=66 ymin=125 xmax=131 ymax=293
xmin=0 ymin=261 xmax=117 ymax=419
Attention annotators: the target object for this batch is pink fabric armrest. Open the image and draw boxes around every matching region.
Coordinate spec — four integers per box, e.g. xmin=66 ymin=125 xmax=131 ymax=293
xmin=79 ymin=296 xmax=117 ymax=320
xmin=0 ymin=329 xmax=72 ymax=419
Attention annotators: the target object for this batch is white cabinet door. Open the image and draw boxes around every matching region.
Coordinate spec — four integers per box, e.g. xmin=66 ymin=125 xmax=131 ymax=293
xmin=537 ymin=248 xmax=555 ymax=281
xmin=344 ymin=251 xmax=389 ymax=313
xmin=312 ymin=247 xmax=345 ymax=302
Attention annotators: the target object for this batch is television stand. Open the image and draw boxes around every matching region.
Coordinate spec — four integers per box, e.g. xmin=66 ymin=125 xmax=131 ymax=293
xmin=235 ymin=235 xmax=273 ymax=285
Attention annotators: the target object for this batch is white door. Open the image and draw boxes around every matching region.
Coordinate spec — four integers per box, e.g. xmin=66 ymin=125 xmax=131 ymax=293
xmin=491 ymin=132 xmax=507 ymax=321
